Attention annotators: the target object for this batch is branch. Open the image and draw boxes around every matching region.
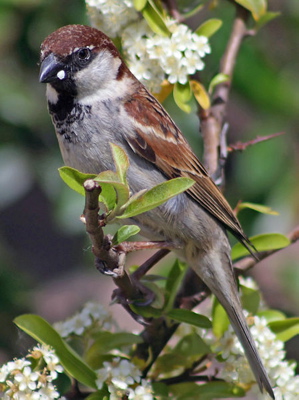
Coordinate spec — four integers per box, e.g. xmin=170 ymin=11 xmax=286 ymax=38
xmin=200 ymin=5 xmax=252 ymax=175
xmin=83 ymin=181 xmax=149 ymax=313
xmin=83 ymin=180 xmax=121 ymax=273
xmin=136 ymin=269 xmax=211 ymax=375
xmin=83 ymin=180 xmax=172 ymax=323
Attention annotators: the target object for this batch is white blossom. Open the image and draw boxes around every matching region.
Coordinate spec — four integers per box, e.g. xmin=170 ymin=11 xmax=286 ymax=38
xmin=127 ymin=380 xmax=154 ymax=400
xmin=274 ymin=375 xmax=299 ymax=399
xmin=86 ymin=0 xmax=138 ymax=38
xmin=0 ymin=345 xmax=63 ymax=400
xmin=182 ymin=50 xmax=205 ymax=74
xmin=191 ymin=34 xmax=211 ymax=57
xmin=14 ymin=366 xmax=39 ymax=391
xmin=95 ymin=361 xmax=112 ymax=389
xmin=37 ymin=383 xmax=60 ymax=399
xmin=68 ymin=312 xmax=93 ymax=335
xmin=111 ymin=359 xmax=141 ymax=389
xmin=121 ymin=20 xmax=152 ymax=57
xmin=144 ymin=24 xmax=210 ymax=86
xmin=52 ymin=321 xmax=73 ymax=338
xmin=171 ymin=24 xmax=194 ymax=51
xmin=53 ymin=302 xmax=113 ymax=337
xmin=85 ymin=3 xmax=211 ymax=90
xmin=216 ymin=309 xmax=299 ymax=398
xmin=95 ymin=357 xmax=153 ymax=397
xmin=6 ymin=359 xmax=31 ymax=374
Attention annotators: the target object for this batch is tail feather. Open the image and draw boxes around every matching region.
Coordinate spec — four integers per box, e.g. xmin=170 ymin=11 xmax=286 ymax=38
xmin=228 ymin=302 xmax=275 ymax=398
xmin=193 ymin=251 xmax=275 ymax=399
xmin=240 ymin=236 xmax=259 ymax=261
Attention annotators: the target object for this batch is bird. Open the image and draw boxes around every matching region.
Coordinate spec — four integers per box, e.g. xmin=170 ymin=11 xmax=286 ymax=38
xmin=39 ymin=24 xmax=274 ymax=398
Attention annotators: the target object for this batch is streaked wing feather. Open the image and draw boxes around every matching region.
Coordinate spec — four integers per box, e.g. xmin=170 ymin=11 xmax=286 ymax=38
xmin=124 ymin=87 xmax=252 ymax=248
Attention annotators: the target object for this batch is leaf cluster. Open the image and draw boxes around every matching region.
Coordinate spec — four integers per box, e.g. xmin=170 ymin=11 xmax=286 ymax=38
xmin=59 ymin=143 xmax=194 ymax=245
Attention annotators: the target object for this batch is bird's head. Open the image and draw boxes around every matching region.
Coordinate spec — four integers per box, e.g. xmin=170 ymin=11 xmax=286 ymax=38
xmin=39 ymin=24 xmax=133 ymax=101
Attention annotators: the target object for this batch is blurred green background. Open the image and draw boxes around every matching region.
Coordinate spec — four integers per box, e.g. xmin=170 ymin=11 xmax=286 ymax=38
xmin=0 ymin=0 xmax=298 ymax=366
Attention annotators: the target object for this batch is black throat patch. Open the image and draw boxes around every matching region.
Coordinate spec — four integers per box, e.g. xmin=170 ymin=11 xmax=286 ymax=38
xmin=48 ymin=93 xmax=92 ymax=143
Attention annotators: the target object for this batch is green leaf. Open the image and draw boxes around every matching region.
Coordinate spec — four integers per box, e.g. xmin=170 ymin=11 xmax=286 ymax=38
xmin=110 ymin=143 xmax=129 ymax=185
xmin=167 ymin=309 xmax=212 ymax=329
xmin=173 ymin=82 xmax=192 ymax=113
xmin=237 ymin=202 xmax=279 ymax=215
xmin=96 ymin=170 xmax=120 ymax=183
xmin=86 ymin=332 xmax=143 ymax=366
xmin=95 ymin=173 xmax=130 ymax=213
xmin=195 ymin=18 xmax=223 ymax=38
xmin=129 ymin=304 xmax=163 ymax=319
xmin=241 ymin=286 xmax=260 ymax=315
xmin=208 ymin=73 xmax=230 ymax=94
xmin=212 ymin=298 xmax=230 ymax=338
xmin=255 ymin=11 xmax=280 ymax=30
xmin=269 ymin=318 xmax=299 ymax=342
xmin=152 ymin=382 xmax=169 ymax=397
xmin=174 ymin=333 xmax=210 ymax=356
xmin=118 ymin=177 xmax=194 ymax=219
xmin=98 ymin=183 xmax=117 ymax=212
xmin=164 ymin=259 xmax=186 ymax=312
xmin=133 ymin=0 xmax=147 ymax=11
xmin=231 ymin=233 xmax=290 ymax=260
xmin=14 ymin=314 xmax=97 ymax=389
xmin=174 ymin=81 xmax=192 ymax=103
xmin=257 ymin=309 xmax=286 ymax=323
xmin=155 ymin=353 xmax=190 ymax=372
xmin=234 ymin=0 xmax=266 ymax=21
xmin=59 ymin=167 xmax=97 ymax=196
xmin=142 ymin=281 xmax=165 ymax=308
xmin=169 ymin=381 xmax=245 ymax=398
xmin=112 ymin=225 xmax=140 ymax=245
xmin=142 ymin=2 xmax=169 ymax=36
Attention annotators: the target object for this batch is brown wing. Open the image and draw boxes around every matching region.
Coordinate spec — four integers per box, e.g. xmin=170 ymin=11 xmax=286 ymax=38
xmin=124 ymin=86 xmax=254 ymax=253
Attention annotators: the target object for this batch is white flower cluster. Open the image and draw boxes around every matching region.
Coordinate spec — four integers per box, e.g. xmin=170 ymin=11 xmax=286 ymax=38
xmin=96 ymin=357 xmax=153 ymax=399
xmin=85 ymin=1 xmax=211 ymax=92
xmin=53 ymin=301 xmax=113 ymax=337
xmin=122 ymin=21 xmax=210 ymax=92
xmin=0 ymin=345 xmax=63 ymax=400
xmin=217 ymin=313 xmax=299 ymax=399
xmin=86 ymin=0 xmax=138 ymax=38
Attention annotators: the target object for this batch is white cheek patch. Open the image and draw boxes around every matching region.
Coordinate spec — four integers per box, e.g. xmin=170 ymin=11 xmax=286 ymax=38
xmin=57 ymin=70 xmax=66 ymax=80
xmin=46 ymin=84 xmax=59 ymax=104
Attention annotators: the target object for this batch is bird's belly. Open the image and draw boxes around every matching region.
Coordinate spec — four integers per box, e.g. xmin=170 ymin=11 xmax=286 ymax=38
xmin=54 ymin=126 xmax=221 ymax=253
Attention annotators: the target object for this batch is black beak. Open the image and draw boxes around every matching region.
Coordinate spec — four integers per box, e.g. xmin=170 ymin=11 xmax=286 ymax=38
xmin=39 ymin=53 xmax=66 ymax=83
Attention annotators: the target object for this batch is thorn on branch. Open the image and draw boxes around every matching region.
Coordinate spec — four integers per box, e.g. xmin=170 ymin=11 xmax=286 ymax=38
xmin=228 ymin=132 xmax=285 ymax=152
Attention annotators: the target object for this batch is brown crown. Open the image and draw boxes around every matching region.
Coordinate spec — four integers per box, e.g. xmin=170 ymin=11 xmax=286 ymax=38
xmin=40 ymin=24 xmax=120 ymax=61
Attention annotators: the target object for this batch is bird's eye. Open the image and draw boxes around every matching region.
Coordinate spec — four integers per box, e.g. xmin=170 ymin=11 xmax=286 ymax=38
xmin=77 ymin=48 xmax=91 ymax=62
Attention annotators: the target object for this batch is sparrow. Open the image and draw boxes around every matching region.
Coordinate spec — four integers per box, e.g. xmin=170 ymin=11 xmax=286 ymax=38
xmin=39 ymin=25 xmax=274 ymax=398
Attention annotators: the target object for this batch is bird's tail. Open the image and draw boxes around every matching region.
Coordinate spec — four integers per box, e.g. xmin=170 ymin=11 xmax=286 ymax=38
xmin=193 ymin=250 xmax=275 ymax=399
